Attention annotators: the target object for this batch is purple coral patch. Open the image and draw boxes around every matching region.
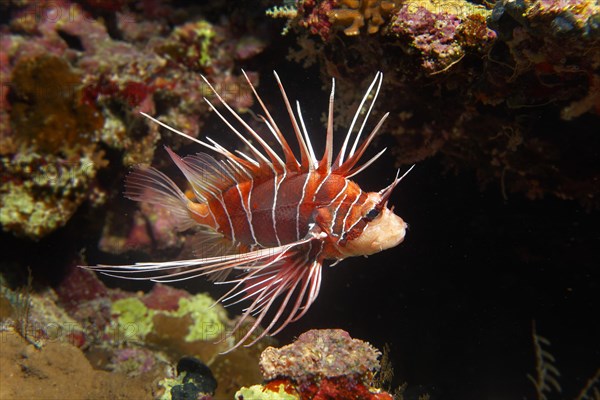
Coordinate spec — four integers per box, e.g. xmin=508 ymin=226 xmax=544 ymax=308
xmin=142 ymin=283 xmax=190 ymax=311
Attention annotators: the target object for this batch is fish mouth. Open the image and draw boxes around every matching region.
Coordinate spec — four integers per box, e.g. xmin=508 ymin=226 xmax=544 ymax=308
xmin=340 ymin=208 xmax=407 ymax=257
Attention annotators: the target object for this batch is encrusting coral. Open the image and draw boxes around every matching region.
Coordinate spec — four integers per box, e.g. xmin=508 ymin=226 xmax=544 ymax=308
xmin=259 ymin=329 xmax=381 ymax=381
xmin=111 ymin=291 xmax=227 ymax=354
xmin=9 ymin=54 xmax=103 ymax=153
xmin=389 ymin=1 xmax=494 ymax=72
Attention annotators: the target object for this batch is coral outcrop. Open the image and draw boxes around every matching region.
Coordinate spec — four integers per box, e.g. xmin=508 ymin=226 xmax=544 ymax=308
xmin=271 ymin=0 xmax=600 ymax=209
xmin=0 ymin=150 xmax=106 ymax=238
xmin=260 ymin=329 xmax=381 ymax=380
xmin=1 ymin=0 xmax=267 ymax=240
xmin=236 ymin=329 xmax=393 ymax=400
xmin=389 ymin=2 xmax=494 ymax=73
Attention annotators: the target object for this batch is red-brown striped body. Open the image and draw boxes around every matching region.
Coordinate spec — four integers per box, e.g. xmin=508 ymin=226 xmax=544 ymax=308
xmin=191 ymin=172 xmax=369 ymax=259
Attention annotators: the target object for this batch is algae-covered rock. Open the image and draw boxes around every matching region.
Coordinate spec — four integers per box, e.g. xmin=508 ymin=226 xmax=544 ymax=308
xmin=53 ymin=270 xmax=267 ymax=399
xmin=275 ymin=0 xmax=600 ymax=209
xmin=0 ymin=151 xmax=106 ymax=239
xmin=112 ymin=297 xmax=156 ymax=339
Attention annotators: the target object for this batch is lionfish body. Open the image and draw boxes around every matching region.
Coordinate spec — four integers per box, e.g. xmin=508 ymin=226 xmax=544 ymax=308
xmin=85 ymin=71 xmax=412 ymax=350
xmin=186 ymin=169 xmax=397 ymax=258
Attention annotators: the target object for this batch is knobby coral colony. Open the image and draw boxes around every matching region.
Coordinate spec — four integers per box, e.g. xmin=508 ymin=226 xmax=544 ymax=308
xmin=83 ymin=71 xmax=413 ymax=351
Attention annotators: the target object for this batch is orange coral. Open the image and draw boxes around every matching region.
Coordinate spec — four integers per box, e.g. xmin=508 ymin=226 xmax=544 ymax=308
xmin=328 ymin=0 xmax=397 ymax=35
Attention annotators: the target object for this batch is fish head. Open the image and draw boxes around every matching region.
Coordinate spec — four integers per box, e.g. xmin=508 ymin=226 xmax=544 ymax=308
xmin=339 ymin=190 xmax=407 ymax=257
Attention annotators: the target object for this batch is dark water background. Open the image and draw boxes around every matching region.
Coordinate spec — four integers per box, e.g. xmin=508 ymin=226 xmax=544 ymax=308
xmin=249 ymin=47 xmax=599 ymax=400
xmin=2 ymin=35 xmax=598 ymax=400
xmin=286 ymin=154 xmax=599 ymax=400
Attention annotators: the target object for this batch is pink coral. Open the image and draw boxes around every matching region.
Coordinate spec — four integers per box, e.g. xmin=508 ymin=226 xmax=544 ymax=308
xmin=390 ymin=5 xmax=466 ymax=72
xmin=297 ymin=0 xmax=337 ymax=40
xmin=142 ymin=284 xmax=190 ymax=312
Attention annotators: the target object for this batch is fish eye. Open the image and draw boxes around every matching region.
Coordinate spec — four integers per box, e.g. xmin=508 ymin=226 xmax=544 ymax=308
xmin=365 ymin=208 xmax=380 ymax=220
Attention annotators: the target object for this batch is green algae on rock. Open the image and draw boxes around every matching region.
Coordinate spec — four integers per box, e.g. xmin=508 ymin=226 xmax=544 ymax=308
xmin=111 ymin=292 xmax=226 ymax=343
xmin=236 ymin=383 xmax=300 ymax=400
xmin=0 ymin=151 xmax=106 ymax=239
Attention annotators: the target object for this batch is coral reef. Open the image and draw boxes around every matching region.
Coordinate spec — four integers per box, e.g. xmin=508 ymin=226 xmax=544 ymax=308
xmin=260 ymin=329 xmax=381 ymax=380
xmin=1 ymin=266 xmax=269 ymax=399
xmin=1 ymin=276 xmax=85 ymax=348
xmin=273 ymin=0 xmax=600 ymax=209
xmin=487 ymin=0 xmax=600 ymax=119
xmin=0 ymin=149 xmax=106 ymax=239
xmin=60 ymin=267 xmax=231 ymax=360
xmin=1 ymin=0 xmax=267 ymax=240
xmin=10 ymin=54 xmax=103 ymax=153
xmin=236 ymin=329 xmax=393 ymax=400
xmin=0 ymin=2 xmax=276 ymax=393
xmin=97 ymin=190 xmax=197 ymax=257
xmin=237 ymin=383 xmax=301 ymax=400
xmin=157 ymin=20 xmax=217 ymax=71
xmin=110 ymin=290 xmax=227 ymax=361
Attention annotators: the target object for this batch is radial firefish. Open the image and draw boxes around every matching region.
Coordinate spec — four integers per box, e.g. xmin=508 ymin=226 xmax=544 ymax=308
xmin=84 ymin=71 xmax=412 ymax=350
